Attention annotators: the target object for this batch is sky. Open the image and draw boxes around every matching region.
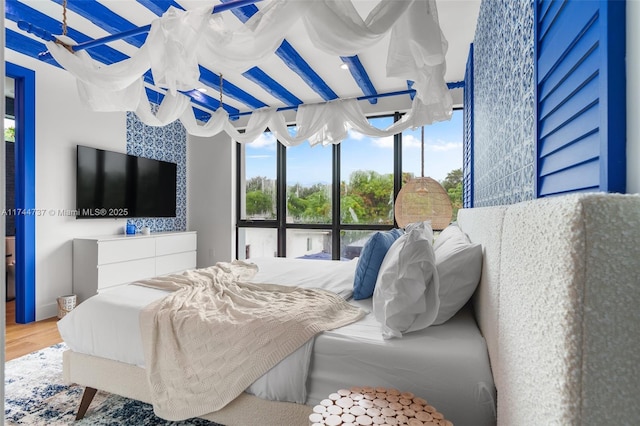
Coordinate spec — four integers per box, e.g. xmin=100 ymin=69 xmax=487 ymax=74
xmin=245 ymin=110 xmax=463 ymax=186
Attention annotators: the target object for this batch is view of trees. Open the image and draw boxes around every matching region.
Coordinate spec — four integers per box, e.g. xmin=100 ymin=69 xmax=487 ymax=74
xmin=288 ymin=183 xmax=331 ymax=222
xmin=341 ymin=170 xmax=393 ymax=224
xmin=5 ymin=126 xmax=15 ymax=142
xmin=245 ymin=176 xmax=276 ymax=218
xmin=245 ymin=168 xmax=464 ymax=224
xmin=442 ymin=168 xmax=463 ymax=220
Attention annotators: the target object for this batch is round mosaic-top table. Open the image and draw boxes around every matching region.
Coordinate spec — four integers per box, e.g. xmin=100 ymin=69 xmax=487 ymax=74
xmin=308 ymin=386 xmax=453 ymax=426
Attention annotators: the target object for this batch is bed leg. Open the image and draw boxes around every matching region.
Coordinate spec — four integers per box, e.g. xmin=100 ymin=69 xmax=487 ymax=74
xmin=75 ymin=387 xmax=98 ymax=420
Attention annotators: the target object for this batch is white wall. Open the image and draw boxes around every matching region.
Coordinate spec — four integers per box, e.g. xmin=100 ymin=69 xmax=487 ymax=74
xmin=187 ymin=132 xmax=235 ymax=266
xmin=627 ymin=0 xmax=640 ymax=194
xmin=5 ymin=51 xmax=128 ymax=320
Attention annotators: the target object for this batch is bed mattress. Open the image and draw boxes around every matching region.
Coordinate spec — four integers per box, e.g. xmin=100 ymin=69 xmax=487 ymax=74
xmin=58 ymin=257 xmax=496 ymax=426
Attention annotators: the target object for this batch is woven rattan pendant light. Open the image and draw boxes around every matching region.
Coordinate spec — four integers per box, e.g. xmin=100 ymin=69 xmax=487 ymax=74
xmin=394 ymin=126 xmax=452 ymax=230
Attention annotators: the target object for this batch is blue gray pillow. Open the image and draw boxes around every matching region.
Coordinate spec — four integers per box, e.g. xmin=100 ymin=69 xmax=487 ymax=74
xmin=353 ymin=228 xmax=404 ymax=300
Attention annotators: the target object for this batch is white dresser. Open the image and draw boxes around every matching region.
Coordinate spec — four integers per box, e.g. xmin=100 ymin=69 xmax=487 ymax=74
xmin=73 ymin=231 xmax=197 ymax=303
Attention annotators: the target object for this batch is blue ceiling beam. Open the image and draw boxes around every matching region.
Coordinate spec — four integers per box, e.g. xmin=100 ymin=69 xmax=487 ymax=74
xmin=6 ymin=0 xmax=125 ymax=62
xmin=137 ymin=0 xmax=264 ymax=16
xmin=229 ymin=83 xmax=466 ymax=119
xmin=198 ymin=67 xmax=267 ymax=110
xmin=140 ymin=70 xmax=235 ymax=118
xmin=25 ymin=0 xmax=259 ymax=112
xmin=50 ymin=0 xmax=148 ymax=47
xmin=407 ymin=80 xmax=416 ymax=100
xmin=5 ymin=29 xmax=216 ymax=121
xmin=206 ymin=0 xmax=304 ymax=106
xmin=242 ymin=67 xmax=303 ymax=106
xmin=230 ymin=88 xmax=417 ymax=119
xmin=408 ymin=80 xmax=466 ymax=91
xmin=217 ymin=0 xmax=306 ymax=107
xmin=144 ymin=87 xmax=213 ymax=123
xmin=136 ymin=0 xmax=271 ymax=110
xmin=17 ymin=0 xmax=237 ymax=116
xmin=276 ymin=40 xmax=338 ymax=101
xmin=5 ymin=28 xmax=55 ymax=65
xmin=135 ymin=0 xmax=184 ymax=17
xmin=220 ymin=0 xmax=338 ymax=101
xmin=62 ymin=3 xmax=240 ymax=116
xmin=5 ymin=2 xmax=223 ymax=121
xmin=447 ymin=81 xmax=465 ymax=89
xmin=7 ymin=1 xmax=129 ymax=64
xmin=48 ymin=0 xmax=222 ymax=117
xmin=340 ymin=56 xmax=378 ymax=104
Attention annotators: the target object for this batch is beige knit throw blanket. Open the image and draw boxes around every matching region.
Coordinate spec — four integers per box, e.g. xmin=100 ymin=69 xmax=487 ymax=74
xmin=136 ymin=260 xmax=364 ymax=421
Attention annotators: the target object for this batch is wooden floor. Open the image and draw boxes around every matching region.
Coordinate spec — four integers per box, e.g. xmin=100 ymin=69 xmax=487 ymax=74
xmin=5 ymin=300 xmax=63 ymax=361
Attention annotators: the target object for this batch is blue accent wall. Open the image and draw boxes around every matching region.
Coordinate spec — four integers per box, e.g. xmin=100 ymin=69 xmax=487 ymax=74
xmin=467 ymin=0 xmax=627 ymax=205
xmin=463 ymin=43 xmax=474 ymax=208
xmin=126 ymin=107 xmax=187 ymax=233
xmin=536 ymin=0 xmax=626 ymax=196
xmin=471 ymin=0 xmax=537 ymax=206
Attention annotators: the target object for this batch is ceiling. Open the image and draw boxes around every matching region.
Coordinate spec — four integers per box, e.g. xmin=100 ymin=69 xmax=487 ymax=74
xmin=5 ymin=0 xmax=480 ymax=124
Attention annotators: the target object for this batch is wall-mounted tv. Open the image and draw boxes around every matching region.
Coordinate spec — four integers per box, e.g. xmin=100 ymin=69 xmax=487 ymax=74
xmin=76 ymin=145 xmax=177 ymax=219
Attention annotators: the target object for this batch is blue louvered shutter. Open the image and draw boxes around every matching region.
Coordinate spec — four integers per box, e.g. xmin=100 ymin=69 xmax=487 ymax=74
xmin=536 ymin=0 xmax=626 ymax=196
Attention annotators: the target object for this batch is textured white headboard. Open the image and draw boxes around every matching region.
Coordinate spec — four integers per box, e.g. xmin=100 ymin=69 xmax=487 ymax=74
xmin=458 ymin=193 xmax=640 ymax=425
xmin=457 ymin=205 xmax=507 ymax=376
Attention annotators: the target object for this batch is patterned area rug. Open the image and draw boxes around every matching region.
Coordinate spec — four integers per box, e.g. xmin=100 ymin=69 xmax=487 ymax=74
xmin=5 ymin=343 xmax=222 ymax=425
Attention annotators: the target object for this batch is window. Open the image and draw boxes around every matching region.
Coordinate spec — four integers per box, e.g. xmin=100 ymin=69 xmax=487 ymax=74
xmin=239 ymin=131 xmax=277 ymax=221
xmin=237 ymin=227 xmax=277 ymax=260
xmin=341 ymin=116 xmax=395 ymax=225
xmin=286 ymin=229 xmax=332 ymax=259
xmin=286 ymin=141 xmax=332 ymax=224
xmin=237 ymin=131 xmax=278 ymax=260
xmin=236 ymin=111 xmax=463 ymax=260
xmin=402 ymin=110 xmax=464 ymax=220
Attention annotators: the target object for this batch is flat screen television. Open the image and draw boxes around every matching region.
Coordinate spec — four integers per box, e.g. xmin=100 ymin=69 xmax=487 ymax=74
xmin=76 ymin=145 xmax=177 ymax=219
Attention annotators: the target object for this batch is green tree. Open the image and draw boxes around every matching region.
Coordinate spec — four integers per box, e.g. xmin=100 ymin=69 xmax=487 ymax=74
xmin=448 ymin=182 xmax=463 ymax=219
xmin=303 ymin=190 xmax=331 ymax=221
xmin=299 ymin=183 xmax=327 ymax=199
xmin=346 ymin=170 xmax=393 ymax=223
xmin=245 ymin=190 xmax=273 ymax=217
xmin=287 ymin=183 xmax=332 ymax=222
xmin=5 ymin=127 xmax=15 ymax=142
xmin=402 ymin=172 xmax=415 ymax=185
xmin=441 ymin=168 xmax=462 ymax=192
xmin=340 ymin=194 xmax=366 ymax=224
xmin=442 ymin=169 xmax=463 ymax=221
xmin=246 ymin=176 xmax=272 ymax=193
xmin=287 ymin=192 xmax=308 ymax=218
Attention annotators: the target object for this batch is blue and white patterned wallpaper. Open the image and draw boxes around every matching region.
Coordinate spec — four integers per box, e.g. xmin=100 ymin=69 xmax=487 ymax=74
xmin=125 ymin=107 xmax=187 ymax=232
xmin=472 ymin=0 xmax=536 ymax=206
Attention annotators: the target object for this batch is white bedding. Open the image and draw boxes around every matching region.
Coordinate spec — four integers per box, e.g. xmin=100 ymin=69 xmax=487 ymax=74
xmin=59 ymin=257 xmax=496 ymax=426
xmin=309 ymin=298 xmax=496 ymax=425
xmin=58 ymin=258 xmax=359 ymax=404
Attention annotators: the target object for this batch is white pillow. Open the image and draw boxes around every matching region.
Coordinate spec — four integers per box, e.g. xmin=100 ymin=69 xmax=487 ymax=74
xmin=372 ymin=221 xmax=440 ymax=339
xmin=433 ymin=225 xmax=483 ymax=325
xmin=433 ymin=223 xmax=461 ymax=251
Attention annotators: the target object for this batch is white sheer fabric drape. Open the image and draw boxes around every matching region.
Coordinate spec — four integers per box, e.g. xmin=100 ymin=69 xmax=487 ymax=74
xmin=46 ymin=0 xmax=452 ymax=145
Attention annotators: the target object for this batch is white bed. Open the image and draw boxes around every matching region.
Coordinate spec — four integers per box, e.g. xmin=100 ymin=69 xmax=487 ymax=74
xmin=58 ymin=257 xmax=496 ymax=426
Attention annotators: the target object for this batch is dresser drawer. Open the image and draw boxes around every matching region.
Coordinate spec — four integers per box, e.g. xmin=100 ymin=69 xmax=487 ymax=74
xmin=74 ymin=231 xmax=197 ymax=303
xmin=97 ymin=238 xmax=156 ymax=265
xmin=156 ymin=251 xmax=197 ymax=276
xmin=155 ymin=233 xmax=197 ymax=256
xmin=97 ymin=257 xmax=156 ymax=289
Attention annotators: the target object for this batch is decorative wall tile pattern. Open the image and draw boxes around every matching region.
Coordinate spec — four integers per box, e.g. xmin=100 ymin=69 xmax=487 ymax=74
xmin=126 ymin=106 xmax=187 ymax=232
xmin=472 ymin=0 xmax=536 ymax=206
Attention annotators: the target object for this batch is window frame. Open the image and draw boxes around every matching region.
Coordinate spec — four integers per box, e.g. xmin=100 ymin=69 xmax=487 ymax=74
xmin=235 ymin=110 xmax=462 ymax=260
